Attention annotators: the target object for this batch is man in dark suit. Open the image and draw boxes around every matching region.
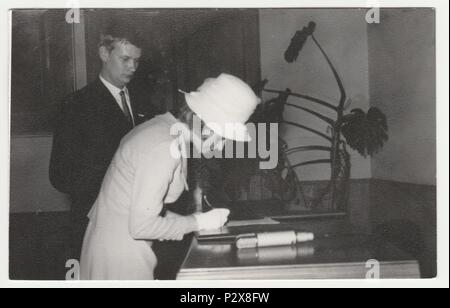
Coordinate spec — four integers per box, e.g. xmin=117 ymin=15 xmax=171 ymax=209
xmin=49 ymin=24 xmax=156 ymax=259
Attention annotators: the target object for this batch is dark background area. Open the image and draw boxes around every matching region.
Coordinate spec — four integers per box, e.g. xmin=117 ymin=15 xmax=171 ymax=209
xmin=11 ymin=9 xmax=260 ymax=134
xmin=11 ymin=10 xmax=73 ymax=133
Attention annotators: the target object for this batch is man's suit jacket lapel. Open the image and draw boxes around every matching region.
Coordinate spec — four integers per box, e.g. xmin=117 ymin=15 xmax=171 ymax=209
xmin=94 ymin=78 xmax=134 ymax=130
xmin=128 ymin=87 xmax=146 ymax=125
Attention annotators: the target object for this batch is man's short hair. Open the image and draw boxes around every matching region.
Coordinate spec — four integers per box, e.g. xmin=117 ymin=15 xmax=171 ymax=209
xmin=99 ymin=22 xmax=144 ymax=52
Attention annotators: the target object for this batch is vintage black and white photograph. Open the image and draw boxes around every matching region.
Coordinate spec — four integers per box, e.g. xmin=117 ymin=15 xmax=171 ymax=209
xmin=5 ymin=3 xmax=446 ymax=286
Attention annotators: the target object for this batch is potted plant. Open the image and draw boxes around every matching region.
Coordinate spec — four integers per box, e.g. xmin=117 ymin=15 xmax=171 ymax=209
xmin=259 ymin=21 xmax=389 ymax=211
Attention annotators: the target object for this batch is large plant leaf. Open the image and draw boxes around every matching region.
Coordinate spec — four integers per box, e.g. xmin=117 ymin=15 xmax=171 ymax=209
xmin=341 ymin=107 xmax=388 ymax=157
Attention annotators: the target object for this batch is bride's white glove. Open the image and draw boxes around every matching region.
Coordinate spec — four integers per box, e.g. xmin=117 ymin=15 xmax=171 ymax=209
xmin=194 ymin=209 xmax=230 ymax=231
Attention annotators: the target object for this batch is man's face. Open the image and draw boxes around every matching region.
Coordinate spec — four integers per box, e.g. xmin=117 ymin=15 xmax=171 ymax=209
xmin=100 ymin=41 xmax=142 ymax=89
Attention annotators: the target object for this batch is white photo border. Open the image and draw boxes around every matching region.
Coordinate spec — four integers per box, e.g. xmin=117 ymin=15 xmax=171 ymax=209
xmin=1 ymin=0 xmax=448 ymax=288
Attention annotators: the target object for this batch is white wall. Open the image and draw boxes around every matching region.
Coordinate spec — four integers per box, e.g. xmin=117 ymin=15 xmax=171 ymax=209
xmin=368 ymin=9 xmax=436 ymax=185
xmin=259 ymin=9 xmax=371 ymax=181
xmin=10 ymin=135 xmax=70 ymax=213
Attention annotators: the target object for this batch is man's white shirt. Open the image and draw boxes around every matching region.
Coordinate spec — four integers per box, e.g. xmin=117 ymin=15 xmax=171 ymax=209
xmin=99 ymin=74 xmax=135 ymax=121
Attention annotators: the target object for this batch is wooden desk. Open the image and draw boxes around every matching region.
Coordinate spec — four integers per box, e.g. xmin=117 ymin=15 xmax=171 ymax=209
xmin=177 ymin=217 xmax=420 ymax=280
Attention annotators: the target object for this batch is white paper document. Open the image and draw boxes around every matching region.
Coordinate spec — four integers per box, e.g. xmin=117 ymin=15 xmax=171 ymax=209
xmin=226 ymin=217 xmax=280 ymax=227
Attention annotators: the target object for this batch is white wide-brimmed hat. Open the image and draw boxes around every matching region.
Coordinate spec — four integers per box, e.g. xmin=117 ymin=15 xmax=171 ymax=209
xmin=183 ymin=73 xmax=260 ymax=142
